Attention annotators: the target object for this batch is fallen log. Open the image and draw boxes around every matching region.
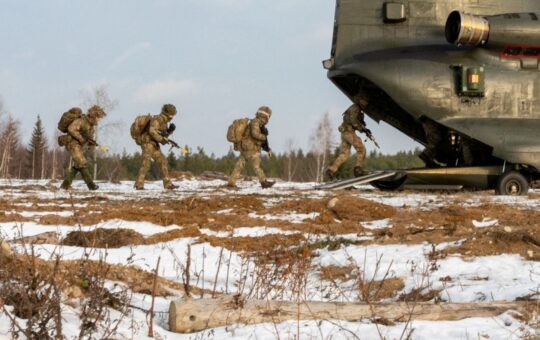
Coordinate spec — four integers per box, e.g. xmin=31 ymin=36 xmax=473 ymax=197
xmin=169 ymin=295 xmax=527 ymax=333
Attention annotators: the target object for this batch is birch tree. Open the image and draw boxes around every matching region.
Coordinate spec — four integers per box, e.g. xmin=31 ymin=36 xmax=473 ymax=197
xmin=80 ymin=85 xmax=120 ymax=180
xmin=309 ymin=112 xmax=334 ymax=182
xmin=0 ymin=116 xmax=22 ymax=178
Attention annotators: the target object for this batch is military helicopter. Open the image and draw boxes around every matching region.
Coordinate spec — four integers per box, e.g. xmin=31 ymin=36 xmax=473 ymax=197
xmin=323 ymin=0 xmax=540 ymax=195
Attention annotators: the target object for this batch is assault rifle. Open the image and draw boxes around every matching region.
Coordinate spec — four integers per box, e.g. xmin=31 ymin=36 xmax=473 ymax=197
xmin=260 ymin=125 xmax=273 ymax=157
xmin=166 ymin=138 xmax=190 ymax=155
xmin=88 ymin=138 xmax=109 ymax=153
xmin=361 ymin=128 xmax=380 ymax=149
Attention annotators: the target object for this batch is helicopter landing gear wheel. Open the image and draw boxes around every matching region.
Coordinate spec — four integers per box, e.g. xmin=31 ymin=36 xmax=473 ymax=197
xmin=371 ymin=176 xmax=407 ymax=191
xmin=495 ymin=171 xmax=529 ymax=196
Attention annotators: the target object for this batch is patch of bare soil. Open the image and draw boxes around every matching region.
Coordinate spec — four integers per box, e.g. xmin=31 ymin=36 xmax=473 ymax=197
xmin=170 ymin=171 xmax=194 ymax=180
xmin=17 ymin=232 xmax=61 ymax=245
xmin=319 ymin=265 xmax=405 ymax=301
xmin=63 ymin=229 xmax=145 ymax=248
xmin=319 ymin=265 xmax=356 ymax=282
xmin=40 ymin=195 xmax=266 ymax=228
xmin=371 ymin=203 xmax=540 ymax=259
xmin=199 ymin=233 xmax=306 ymax=253
xmin=327 ymin=195 xmax=398 ymax=222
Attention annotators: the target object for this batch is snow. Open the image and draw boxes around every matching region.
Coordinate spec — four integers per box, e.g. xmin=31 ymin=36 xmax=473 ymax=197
xmin=361 ymin=218 xmax=392 ymax=230
xmin=472 ymin=218 xmax=499 ymax=228
xmin=249 ymin=212 xmax=320 ymax=224
xmin=200 ymin=226 xmax=299 ymax=238
xmin=21 ymin=239 xmax=245 ymax=294
xmin=1 ymin=179 xmax=539 ymax=339
xmin=0 ymin=219 xmax=182 ymax=240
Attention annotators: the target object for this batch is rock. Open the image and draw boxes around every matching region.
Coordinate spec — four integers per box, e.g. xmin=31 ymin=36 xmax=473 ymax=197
xmin=327 ymin=197 xmax=339 ymax=209
xmin=527 ymin=250 xmax=534 ymax=258
xmin=504 ymin=227 xmax=512 ymax=233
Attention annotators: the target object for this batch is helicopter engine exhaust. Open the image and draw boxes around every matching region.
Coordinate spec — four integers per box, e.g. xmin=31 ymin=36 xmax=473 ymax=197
xmin=446 ymin=10 xmax=540 ymax=47
xmin=445 ymin=11 xmax=489 ymax=46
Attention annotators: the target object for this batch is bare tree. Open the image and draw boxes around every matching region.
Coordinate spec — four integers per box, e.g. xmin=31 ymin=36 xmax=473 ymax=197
xmin=80 ymin=85 xmax=121 ymax=180
xmin=309 ymin=112 xmax=335 ymax=182
xmin=0 ymin=116 xmax=22 ymax=178
xmin=284 ymin=138 xmax=299 ymax=182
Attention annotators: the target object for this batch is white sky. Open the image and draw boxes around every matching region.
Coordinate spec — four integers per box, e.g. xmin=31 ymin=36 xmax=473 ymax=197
xmin=0 ymin=0 xmax=419 ymax=155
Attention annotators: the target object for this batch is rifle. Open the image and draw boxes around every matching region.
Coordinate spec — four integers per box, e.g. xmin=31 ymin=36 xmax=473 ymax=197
xmin=167 ymin=138 xmax=190 ymax=155
xmin=361 ymin=128 xmax=380 ymax=149
xmin=88 ymin=138 xmax=109 ymax=152
xmin=260 ymin=125 xmax=273 ymax=157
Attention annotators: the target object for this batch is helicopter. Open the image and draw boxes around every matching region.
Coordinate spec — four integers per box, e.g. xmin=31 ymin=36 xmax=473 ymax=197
xmin=323 ymin=0 xmax=540 ymax=195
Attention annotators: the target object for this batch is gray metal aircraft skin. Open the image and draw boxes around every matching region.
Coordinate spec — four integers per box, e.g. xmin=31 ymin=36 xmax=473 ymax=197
xmin=326 ymin=0 xmax=540 ymax=171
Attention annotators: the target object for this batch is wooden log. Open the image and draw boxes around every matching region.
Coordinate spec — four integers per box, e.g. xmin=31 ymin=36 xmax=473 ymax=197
xmin=169 ymin=295 xmax=526 ymax=333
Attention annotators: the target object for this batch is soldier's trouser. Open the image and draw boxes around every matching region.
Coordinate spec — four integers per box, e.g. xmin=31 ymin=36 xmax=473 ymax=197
xmin=62 ymin=142 xmax=90 ymax=189
xmin=66 ymin=142 xmax=88 ymax=169
xmin=420 ymin=121 xmax=443 ymax=165
xmin=61 ymin=167 xmax=78 ymax=189
xmin=327 ymin=131 xmax=366 ymax=173
xmin=135 ymin=142 xmax=171 ymax=188
xmin=228 ymin=151 xmax=266 ymax=185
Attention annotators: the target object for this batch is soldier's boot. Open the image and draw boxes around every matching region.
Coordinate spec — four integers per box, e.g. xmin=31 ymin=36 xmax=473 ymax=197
xmin=60 ymin=168 xmax=78 ymax=190
xmin=163 ymin=179 xmax=178 ymax=190
xmin=353 ymin=167 xmax=366 ymax=177
xmin=226 ymin=182 xmax=238 ymax=189
xmin=260 ymin=180 xmax=275 ymax=189
xmin=80 ymin=168 xmax=99 ymax=191
xmin=419 ymin=152 xmax=438 ymax=168
xmin=325 ymin=168 xmax=336 ymax=181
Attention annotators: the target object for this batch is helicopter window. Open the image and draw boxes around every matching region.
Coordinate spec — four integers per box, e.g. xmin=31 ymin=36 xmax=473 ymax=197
xmin=502 ymin=46 xmax=540 ymax=59
xmin=523 ymin=48 xmax=540 ymax=56
xmin=503 ymin=47 xmax=522 ymax=56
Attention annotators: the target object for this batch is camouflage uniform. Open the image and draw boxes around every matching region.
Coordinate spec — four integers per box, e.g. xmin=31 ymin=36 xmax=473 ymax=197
xmin=419 ymin=119 xmax=443 ymax=167
xmin=327 ymin=104 xmax=367 ymax=177
xmin=228 ymin=106 xmax=274 ymax=188
xmin=135 ymin=104 xmax=178 ymax=190
xmin=60 ymin=106 xmax=106 ymax=190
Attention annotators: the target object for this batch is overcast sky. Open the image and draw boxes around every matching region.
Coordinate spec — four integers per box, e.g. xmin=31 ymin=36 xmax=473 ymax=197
xmin=0 ymin=0 xmax=420 ymax=155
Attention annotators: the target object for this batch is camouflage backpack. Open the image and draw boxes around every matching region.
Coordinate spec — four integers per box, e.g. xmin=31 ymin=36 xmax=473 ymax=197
xmin=58 ymin=108 xmax=82 ymax=133
xmin=130 ymin=114 xmax=152 ymax=145
xmin=226 ymin=118 xmax=250 ymax=150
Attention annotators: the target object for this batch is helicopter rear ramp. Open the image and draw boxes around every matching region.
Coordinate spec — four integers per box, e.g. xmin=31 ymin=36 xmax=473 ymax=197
xmin=316 ymin=171 xmax=397 ymax=190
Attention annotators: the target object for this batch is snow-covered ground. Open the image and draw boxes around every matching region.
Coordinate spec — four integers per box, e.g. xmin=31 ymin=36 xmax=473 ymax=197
xmin=0 ymin=179 xmax=538 ymax=339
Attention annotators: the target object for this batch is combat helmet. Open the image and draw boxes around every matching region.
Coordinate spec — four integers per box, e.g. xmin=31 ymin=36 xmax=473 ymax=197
xmin=161 ymin=104 xmax=177 ymax=118
xmin=256 ymin=106 xmax=272 ymax=120
xmin=87 ymin=105 xmax=106 ymax=119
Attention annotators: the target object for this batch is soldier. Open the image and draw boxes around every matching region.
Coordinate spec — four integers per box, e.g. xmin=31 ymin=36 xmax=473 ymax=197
xmin=134 ymin=104 xmax=179 ymax=190
xmin=228 ymin=106 xmax=275 ymax=189
xmin=59 ymin=105 xmax=106 ymax=190
xmin=419 ymin=118 xmax=444 ymax=167
xmin=326 ymin=104 xmax=367 ymax=180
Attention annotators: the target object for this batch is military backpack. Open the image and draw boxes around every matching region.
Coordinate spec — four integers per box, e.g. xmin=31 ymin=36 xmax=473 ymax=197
xmin=58 ymin=110 xmax=82 ymax=133
xmin=226 ymin=118 xmax=250 ymax=150
xmin=130 ymin=114 xmax=152 ymax=145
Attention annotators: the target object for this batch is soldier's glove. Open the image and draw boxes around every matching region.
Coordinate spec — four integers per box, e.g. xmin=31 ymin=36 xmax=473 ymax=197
xmin=160 ymin=137 xmax=169 ymax=145
xmin=166 ymin=123 xmax=176 ymax=136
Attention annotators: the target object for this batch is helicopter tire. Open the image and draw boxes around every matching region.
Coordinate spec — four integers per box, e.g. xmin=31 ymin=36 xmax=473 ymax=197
xmin=495 ymin=171 xmax=529 ymax=196
xmin=371 ymin=176 xmax=407 ymax=191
